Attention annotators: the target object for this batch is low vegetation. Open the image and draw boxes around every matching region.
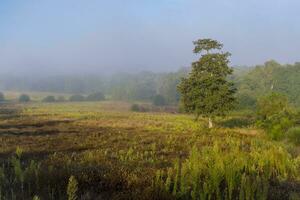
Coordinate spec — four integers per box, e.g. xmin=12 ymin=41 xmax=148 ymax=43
xmin=0 ymin=101 xmax=299 ymax=199
xmin=256 ymin=92 xmax=297 ymax=141
xmin=155 ymin=140 xmax=299 ymax=200
xmin=287 ymin=127 xmax=300 ymax=146
xmin=19 ymin=94 xmax=31 ymax=103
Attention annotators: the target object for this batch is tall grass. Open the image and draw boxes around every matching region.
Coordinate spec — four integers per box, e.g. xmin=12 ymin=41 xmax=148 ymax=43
xmin=67 ymin=176 xmax=78 ymax=200
xmin=154 ymin=139 xmax=299 ymax=200
xmin=0 ymin=149 xmax=69 ymax=200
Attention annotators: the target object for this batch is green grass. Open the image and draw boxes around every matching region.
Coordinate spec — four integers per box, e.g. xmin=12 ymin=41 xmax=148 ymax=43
xmin=0 ymin=101 xmax=299 ymax=199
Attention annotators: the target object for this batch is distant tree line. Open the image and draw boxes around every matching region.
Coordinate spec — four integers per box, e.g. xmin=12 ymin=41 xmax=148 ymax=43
xmin=0 ymin=61 xmax=299 ymax=107
xmin=233 ymin=60 xmax=300 ymax=108
xmin=0 ymin=69 xmax=188 ymax=105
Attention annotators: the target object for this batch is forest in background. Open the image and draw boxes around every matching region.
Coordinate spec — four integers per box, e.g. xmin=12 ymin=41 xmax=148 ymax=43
xmin=1 ymin=60 xmax=299 ymax=108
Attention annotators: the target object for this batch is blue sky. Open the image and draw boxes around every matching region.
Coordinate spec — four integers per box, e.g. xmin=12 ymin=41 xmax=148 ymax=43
xmin=0 ymin=0 xmax=299 ymax=75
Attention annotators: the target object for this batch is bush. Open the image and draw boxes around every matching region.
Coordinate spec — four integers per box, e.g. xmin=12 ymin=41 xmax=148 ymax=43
xmin=130 ymin=104 xmax=149 ymax=112
xmin=265 ymin=116 xmax=295 ymax=140
xmin=19 ymin=94 xmax=30 ymax=103
xmin=257 ymin=92 xmax=290 ymax=120
xmin=0 ymin=92 xmax=5 ymax=102
xmin=131 ymin=104 xmax=140 ymax=112
xmin=256 ymin=93 xmax=295 ymax=140
xmin=42 ymin=96 xmax=56 ymax=103
xmin=69 ymin=95 xmax=85 ymax=102
xmin=287 ymin=127 xmax=300 ymax=145
xmin=153 ymin=94 xmax=166 ymax=106
xmin=86 ymin=92 xmax=105 ymax=101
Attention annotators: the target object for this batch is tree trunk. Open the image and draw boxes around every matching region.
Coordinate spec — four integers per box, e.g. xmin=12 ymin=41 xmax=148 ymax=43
xmin=208 ymin=117 xmax=213 ymax=129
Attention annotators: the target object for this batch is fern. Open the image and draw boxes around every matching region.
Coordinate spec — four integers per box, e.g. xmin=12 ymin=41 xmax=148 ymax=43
xmin=67 ymin=176 xmax=78 ymax=200
xmin=156 ymin=139 xmax=298 ymax=200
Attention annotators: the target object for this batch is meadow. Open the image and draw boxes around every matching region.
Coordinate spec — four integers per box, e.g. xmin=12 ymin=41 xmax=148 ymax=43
xmin=0 ymin=101 xmax=299 ymax=200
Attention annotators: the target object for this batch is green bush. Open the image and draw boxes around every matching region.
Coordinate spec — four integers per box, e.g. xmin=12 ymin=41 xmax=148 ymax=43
xmin=0 ymin=92 xmax=5 ymax=102
xmin=287 ymin=127 xmax=300 ymax=145
xmin=265 ymin=116 xmax=295 ymax=140
xmin=153 ymin=94 xmax=166 ymax=106
xmin=69 ymin=95 xmax=85 ymax=102
xmin=42 ymin=96 xmax=56 ymax=103
xmin=257 ymin=93 xmax=290 ymax=120
xmin=130 ymin=104 xmax=149 ymax=112
xmin=86 ymin=92 xmax=105 ymax=101
xmin=256 ymin=93 xmax=295 ymax=140
xmin=131 ymin=104 xmax=140 ymax=112
xmin=19 ymin=94 xmax=31 ymax=103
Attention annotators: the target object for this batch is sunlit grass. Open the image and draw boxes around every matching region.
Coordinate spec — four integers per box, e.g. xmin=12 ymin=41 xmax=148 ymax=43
xmin=0 ymin=101 xmax=299 ymax=199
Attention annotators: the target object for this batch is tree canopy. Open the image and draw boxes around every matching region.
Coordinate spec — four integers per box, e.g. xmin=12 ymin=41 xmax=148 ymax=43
xmin=235 ymin=61 xmax=300 ymax=108
xmin=178 ymin=39 xmax=236 ymax=127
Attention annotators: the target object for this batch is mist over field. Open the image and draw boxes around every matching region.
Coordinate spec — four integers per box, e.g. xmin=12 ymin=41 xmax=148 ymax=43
xmin=0 ymin=1 xmax=300 ymax=200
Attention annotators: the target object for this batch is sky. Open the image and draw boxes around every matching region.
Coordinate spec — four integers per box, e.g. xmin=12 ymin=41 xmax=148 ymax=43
xmin=0 ymin=0 xmax=299 ymax=75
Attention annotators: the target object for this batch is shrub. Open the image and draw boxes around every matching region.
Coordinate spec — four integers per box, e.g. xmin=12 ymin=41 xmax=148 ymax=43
xmin=69 ymin=95 xmax=85 ymax=102
xmin=130 ymin=104 xmax=149 ymax=112
xmin=0 ymin=92 xmax=5 ymax=102
xmin=19 ymin=94 xmax=30 ymax=103
xmin=86 ymin=92 xmax=105 ymax=101
xmin=256 ymin=93 xmax=295 ymax=140
xmin=153 ymin=94 xmax=166 ymax=106
xmin=42 ymin=95 xmax=56 ymax=103
xmin=265 ymin=116 xmax=295 ymax=140
xmin=287 ymin=127 xmax=300 ymax=145
xmin=131 ymin=104 xmax=140 ymax=112
xmin=257 ymin=92 xmax=290 ymax=120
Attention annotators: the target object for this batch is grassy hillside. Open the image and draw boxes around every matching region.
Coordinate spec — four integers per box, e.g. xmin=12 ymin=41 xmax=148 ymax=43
xmin=0 ymin=101 xmax=299 ymax=199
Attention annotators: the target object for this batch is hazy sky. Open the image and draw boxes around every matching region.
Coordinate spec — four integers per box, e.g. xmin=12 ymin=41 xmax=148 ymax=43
xmin=0 ymin=0 xmax=299 ymax=75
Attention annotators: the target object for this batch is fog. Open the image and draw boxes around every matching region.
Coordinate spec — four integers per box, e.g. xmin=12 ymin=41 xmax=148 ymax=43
xmin=1 ymin=0 xmax=300 ymax=76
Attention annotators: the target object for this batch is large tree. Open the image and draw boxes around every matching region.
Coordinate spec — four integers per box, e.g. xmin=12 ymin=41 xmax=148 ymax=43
xmin=178 ymin=39 xmax=236 ymax=128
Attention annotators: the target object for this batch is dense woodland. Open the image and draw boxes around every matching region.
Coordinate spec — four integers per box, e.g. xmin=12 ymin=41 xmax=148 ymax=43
xmin=1 ymin=60 xmax=299 ymax=108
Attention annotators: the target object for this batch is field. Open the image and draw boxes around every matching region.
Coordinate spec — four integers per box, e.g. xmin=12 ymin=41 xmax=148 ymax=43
xmin=0 ymin=101 xmax=299 ymax=200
